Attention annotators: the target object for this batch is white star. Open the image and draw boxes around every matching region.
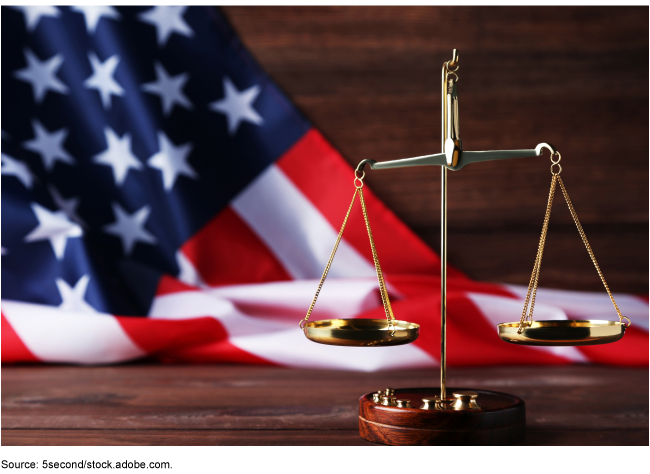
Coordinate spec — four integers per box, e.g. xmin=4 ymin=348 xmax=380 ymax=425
xmin=147 ymin=132 xmax=197 ymax=191
xmin=56 ymin=275 xmax=97 ymax=313
xmin=2 ymin=154 xmax=36 ymax=189
xmin=93 ymin=128 xmax=142 ymax=186
xmin=48 ymin=185 xmax=87 ymax=228
xmin=83 ymin=53 xmax=124 ymax=109
xmin=24 ymin=203 xmax=83 ymax=260
xmin=14 ymin=49 xmax=68 ymax=103
xmin=71 ymin=6 xmax=120 ymax=34
xmin=1 ymin=247 xmax=7 ymax=256
xmin=23 ymin=120 xmax=74 ymax=171
xmin=10 ymin=6 xmax=60 ymax=32
xmin=138 ymin=6 xmax=193 ymax=47
xmin=210 ymin=77 xmax=263 ymax=135
xmin=103 ymin=203 xmax=157 ymax=256
xmin=142 ymin=62 xmax=192 ymax=116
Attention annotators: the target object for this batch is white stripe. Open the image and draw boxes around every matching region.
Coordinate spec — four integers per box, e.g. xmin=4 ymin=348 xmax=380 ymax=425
xmin=1 ymin=300 xmax=145 ymax=364
xmin=230 ymin=326 xmax=436 ymax=372
xmin=466 ymin=292 xmax=589 ymax=362
xmin=150 ymin=278 xmax=384 ymax=327
xmin=231 ymin=164 xmax=376 ymax=280
xmin=210 ymin=278 xmax=385 ymax=322
xmin=175 ymin=249 xmax=205 ymax=288
xmin=148 ymin=280 xmax=437 ymax=371
xmin=504 ymin=284 xmax=649 ymax=331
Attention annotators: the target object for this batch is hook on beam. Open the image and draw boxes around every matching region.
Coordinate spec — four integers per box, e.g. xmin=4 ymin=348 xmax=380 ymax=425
xmin=447 ymin=49 xmax=459 ymax=69
xmin=355 ymin=159 xmax=377 ymax=174
xmin=535 ymin=143 xmax=558 ymax=156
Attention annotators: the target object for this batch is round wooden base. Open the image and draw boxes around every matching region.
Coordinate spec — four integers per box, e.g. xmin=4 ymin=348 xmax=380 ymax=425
xmin=359 ymin=387 xmax=525 ymax=446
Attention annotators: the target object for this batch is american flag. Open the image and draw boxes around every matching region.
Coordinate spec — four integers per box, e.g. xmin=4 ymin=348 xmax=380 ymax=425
xmin=2 ymin=6 xmax=647 ymax=368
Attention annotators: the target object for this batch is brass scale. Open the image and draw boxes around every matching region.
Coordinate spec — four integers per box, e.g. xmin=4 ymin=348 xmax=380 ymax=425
xmin=297 ymin=50 xmax=631 ymax=445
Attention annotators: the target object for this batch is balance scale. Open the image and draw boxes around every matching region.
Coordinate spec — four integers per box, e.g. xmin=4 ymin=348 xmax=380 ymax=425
xmin=299 ymin=50 xmax=630 ymax=446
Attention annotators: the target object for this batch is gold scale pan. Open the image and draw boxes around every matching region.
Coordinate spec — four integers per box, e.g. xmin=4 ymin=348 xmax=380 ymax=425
xmin=300 ymin=49 xmax=629 ymax=349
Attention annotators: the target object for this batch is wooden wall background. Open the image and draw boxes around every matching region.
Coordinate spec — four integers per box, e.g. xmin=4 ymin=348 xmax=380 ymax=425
xmin=222 ymin=6 xmax=648 ymax=294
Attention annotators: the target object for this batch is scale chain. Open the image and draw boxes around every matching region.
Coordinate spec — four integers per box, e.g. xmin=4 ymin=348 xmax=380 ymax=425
xmin=557 ymin=176 xmax=627 ymax=326
xmin=300 ymin=172 xmax=396 ymax=333
xmin=300 ymin=187 xmax=359 ymax=329
xmin=518 ymin=152 xmax=629 ymax=333
xmin=358 ymin=184 xmax=396 ymax=331
xmin=518 ymin=175 xmax=557 ymax=332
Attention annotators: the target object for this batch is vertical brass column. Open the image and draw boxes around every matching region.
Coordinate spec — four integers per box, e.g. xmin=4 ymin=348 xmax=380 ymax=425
xmin=440 ymin=170 xmax=447 ymax=400
xmin=440 ymin=59 xmax=447 ymax=401
xmin=440 ymin=50 xmax=458 ymax=402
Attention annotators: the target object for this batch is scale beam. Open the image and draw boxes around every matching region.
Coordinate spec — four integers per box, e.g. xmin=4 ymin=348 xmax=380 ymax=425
xmin=356 ymin=143 xmax=557 ymax=173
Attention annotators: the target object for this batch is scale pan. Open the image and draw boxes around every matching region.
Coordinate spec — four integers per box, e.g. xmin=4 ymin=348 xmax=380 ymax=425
xmin=497 ymin=320 xmax=626 ymax=346
xmin=303 ymin=319 xmax=419 ymax=347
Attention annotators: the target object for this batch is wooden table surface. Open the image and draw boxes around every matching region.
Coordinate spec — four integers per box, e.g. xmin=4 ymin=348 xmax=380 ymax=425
xmin=2 ymin=364 xmax=647 ymax=446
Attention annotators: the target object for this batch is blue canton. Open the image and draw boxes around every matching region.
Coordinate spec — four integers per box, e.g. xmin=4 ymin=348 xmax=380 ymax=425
xmin=1 ymin=6 xmax=310 ymax=315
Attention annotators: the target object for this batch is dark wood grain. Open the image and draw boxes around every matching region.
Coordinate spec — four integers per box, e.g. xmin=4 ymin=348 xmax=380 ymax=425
xmin=2 ymin=365 xmax=647 ymax=445
xmin=220 ymin=6 xmax=648 ymax=293
xmin=1 ymin=428 xmax=647 ymax=446
xmin=360 ymin=419 xmax=525 ymax=446
xmin=0 ymin=429 xmax=375 ymax=446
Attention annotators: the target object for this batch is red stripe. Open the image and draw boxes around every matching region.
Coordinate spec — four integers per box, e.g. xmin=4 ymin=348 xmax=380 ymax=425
xmin=1 ymin=313 xmax=39 ymax=363
xmin=385 ymin=275 xmax=516 ymax=300
xmin=117 ymin=315 xmax=227 ymax=355
xmin=156 ymin=274 xmax=197 ymax=296
xmin=154 ymin=340 xmax=278 ymax=365
xmin=117 ymin=313 xmax=276 ymax=365
xmin=276 ymin=129 xmax=466 ymax=281
xmin=180 ymin=206 xmax=292 ymax=287
xmin=577 ymin=326 xmax=649 ymax=367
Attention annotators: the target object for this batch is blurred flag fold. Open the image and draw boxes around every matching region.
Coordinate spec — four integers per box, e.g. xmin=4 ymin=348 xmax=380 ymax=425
xmin=2 ymin=6 xmax=647 ymax=368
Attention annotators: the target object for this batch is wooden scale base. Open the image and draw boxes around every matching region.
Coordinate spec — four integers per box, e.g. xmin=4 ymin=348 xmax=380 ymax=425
xmin=359 ymin=387 xmax=525 ymax=446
